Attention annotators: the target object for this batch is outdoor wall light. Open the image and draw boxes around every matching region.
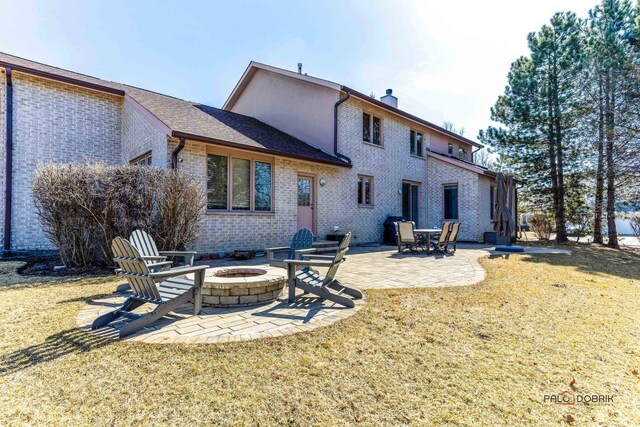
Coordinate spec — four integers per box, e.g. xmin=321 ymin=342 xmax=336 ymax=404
xmin=398 ymin=188 xmax=402 ymax=195
xmin=319 ymin=178 xmax=327 ymax=186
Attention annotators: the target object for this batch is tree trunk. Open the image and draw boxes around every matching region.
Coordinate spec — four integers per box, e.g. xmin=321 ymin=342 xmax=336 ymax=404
xmin=550 ymin=57 xmax=568 ymax=243
xmin=593 ymin=74 xmax=605 ymax=244
xmin=605 ymin=76 xmax=618 ymax=248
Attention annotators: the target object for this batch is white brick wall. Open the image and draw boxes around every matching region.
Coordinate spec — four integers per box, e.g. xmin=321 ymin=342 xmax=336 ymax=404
xmin=426 ymin=156 xmax=491 ymax=242
xmin=8 ymin=74 xmax=123 ymax=250
xmin=122 ymin=97 xmax=168 ymax=167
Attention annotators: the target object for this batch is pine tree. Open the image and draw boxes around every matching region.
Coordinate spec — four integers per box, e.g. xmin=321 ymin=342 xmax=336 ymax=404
xmin=480 ymin=12 xmax=585 ymax=243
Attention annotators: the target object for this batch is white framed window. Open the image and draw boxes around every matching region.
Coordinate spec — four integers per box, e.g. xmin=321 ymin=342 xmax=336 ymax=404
xmin=459 ymin=147 xmax=468 ymax=160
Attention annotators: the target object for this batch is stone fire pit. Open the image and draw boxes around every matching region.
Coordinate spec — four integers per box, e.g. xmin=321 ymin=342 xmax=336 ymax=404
xmin=188 ymin=266 xmax=286 ymax=308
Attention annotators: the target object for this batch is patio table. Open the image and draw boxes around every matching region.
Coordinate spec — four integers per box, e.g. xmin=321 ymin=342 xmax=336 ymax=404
xmin=414 ymin=228 xmax=442 ymax=255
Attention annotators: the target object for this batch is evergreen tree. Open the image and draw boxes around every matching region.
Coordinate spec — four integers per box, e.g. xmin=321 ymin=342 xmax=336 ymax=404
xmin=480 ymin=12 xmax=585 ymax=242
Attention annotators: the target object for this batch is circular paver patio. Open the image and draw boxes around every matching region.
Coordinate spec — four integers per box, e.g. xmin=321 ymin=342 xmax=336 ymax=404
xmin=77 ymin=289 xmax=365 ymax=344
xmin=77 ymin=244 xmax=569 ymax=344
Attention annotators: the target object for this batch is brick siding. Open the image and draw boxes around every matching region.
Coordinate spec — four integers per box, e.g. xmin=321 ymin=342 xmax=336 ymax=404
xmin=7 ymin=74 xmax=122 ymax=250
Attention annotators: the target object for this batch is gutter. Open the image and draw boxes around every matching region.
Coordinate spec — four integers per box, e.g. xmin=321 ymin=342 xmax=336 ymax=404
xmin=171 ymin=137 xmax=186 ymax=170
xmin=3 ymin=67 xmax=12 ymax=250
xmin=333 ymin=89 xmax=352 ymax=164
xmin=0 ymin=60 xmax=124 ymax=96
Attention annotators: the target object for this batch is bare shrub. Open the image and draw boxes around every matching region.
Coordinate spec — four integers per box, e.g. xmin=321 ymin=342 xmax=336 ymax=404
xmin=32 ymin=164 xmax=205 ymax=267
xmin=530 ymin=214 xmax=553 ymax=241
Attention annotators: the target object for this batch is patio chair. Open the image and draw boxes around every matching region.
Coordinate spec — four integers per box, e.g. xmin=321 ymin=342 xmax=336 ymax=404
xmin=265 ymin=228 xmax=314 ymax=268
xmin=92 ymin=237 xmax=207 ymax=338
xmin=431 ymin=222 xmax=452 ymax=254
xmin=445 ymin=222 xmax=461 ymax=254
xmin=130 ymin=229 xmax=197 ymax=268
xmin=283 ymin=232 xmax=362 ymax=308
xmin=395 ymin=221 xmax=423 ymax=253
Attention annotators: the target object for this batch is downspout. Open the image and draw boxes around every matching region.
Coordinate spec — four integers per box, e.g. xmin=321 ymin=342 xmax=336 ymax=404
xmin=333 ymin=89 xmax=352 ymax=164
xmin=3 ymin=67 xmax=13 ymax=251
xmin=171 ymin=136 xmax=185 ymax=170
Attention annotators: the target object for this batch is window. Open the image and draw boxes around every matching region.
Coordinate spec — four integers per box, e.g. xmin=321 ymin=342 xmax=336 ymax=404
xmin=207 ymin=153 xmax=273 ymax=212
xmin=447 ymin=143 xmax=453 ymax=155
xmin=207 ymin=154 xmax=228 ymax=210
xmin=444 ymin=185 xmax=458 ymax=220
xmin=232 ymin=158 xmax=251 ymax=210
xmin=402 ymin=182 xmax=420 ymax=225
xmin=254 ymin=161 xmax=272 ymax=211
xmin=363 ymin=113 xmax=371 ymax=142
xmin=363 ymin=112 xmax=382 ymax=145
xmin=410 ymin=130 xmax=424 ymax=157
xmin=459 ymin=147 xmax=468 ymax=160
xmin=130 ymin=151 xmax=152 ymax=166
xmin=357 ymin=175 xmax=373 ymax=205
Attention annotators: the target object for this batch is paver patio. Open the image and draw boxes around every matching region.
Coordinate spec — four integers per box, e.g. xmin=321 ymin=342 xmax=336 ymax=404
xmin=77 ymin=244 xmax=570 ymax=343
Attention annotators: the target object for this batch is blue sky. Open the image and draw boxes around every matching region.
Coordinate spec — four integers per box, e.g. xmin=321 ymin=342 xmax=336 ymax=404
xmin=1 ymin=0 xmax=594 ymax=141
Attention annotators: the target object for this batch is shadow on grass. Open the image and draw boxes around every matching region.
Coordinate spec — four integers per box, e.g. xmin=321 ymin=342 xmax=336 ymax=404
xmin=0 ymin=328 xmax=115 ymax=376
xmin=519 ymin=244 xmax=640 ymax=282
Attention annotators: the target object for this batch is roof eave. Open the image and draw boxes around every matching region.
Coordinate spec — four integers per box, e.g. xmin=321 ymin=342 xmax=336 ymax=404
xmin=0 ymin=60 xmax=124 ymax=96
xmin=171 ymin=130 xmax=351 ymax=168
xmin=341 ymin=86 xmax=484 ymax=148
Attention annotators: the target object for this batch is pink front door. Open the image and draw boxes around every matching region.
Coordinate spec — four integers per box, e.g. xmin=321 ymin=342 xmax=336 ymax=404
xmin=297 ymin=175 xmax=315 ymax=233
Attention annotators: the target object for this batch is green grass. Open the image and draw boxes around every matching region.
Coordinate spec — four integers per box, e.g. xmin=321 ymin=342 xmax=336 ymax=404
xmin=0 ymin=245 xmax=639 ymax=426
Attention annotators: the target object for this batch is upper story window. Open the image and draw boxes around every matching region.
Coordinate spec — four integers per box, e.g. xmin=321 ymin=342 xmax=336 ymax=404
xmin=447 ymin=143 xmax=453 ymax=155
xmin=444 ymin=184 xmax=459 ymax=220
xmin=207 ymin=153 xmax=272 ymax=212
xmin=410 ymin=130 xmax=424 ymax=157
xmin=363 ymin=112 xmax=382 ymax=146
xmin=357 ymin=175 xmax=374 ymax=206
xmin=459 ymin=147 xmax=468 ymax=160
xmin=130 ymin=151 xmax=152 ymax=166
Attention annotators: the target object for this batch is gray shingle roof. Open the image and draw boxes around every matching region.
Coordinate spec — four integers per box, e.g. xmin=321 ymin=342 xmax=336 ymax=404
xmin=0 ymin=52 xmax=348 ymax=167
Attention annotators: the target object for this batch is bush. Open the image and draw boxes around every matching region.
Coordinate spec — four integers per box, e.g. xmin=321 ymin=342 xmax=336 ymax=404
xmin=32 ymin=164 xmax=205 ymax=268
xmin=530 ymin=214 xmax=553 ymax=241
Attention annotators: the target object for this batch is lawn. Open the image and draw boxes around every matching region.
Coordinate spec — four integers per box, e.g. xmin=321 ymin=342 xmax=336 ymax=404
xmin=0 ymin=245 xmax=638 ymax=426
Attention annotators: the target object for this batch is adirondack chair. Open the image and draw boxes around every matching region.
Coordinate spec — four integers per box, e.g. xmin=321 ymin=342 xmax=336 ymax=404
xmin=283 ymin=232 xmax=362 ymax=308
xmin=265 ymin=228 xmax=314 ymax=268
xmin=431 ymin=222 xmax=452 ymax=254
xmin=92 ymin=237 xmax=207 ymax=338
xmin=395 ymin=221 xmax=423 ymax=253
xmin=130 ymin=229 xmax=197 ymax=267
xmin=445 ymin=222 xmax=461 ymax=254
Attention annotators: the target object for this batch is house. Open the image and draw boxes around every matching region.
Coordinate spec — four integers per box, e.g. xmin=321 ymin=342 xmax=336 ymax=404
xmin=0 ymin=53 xmax=512 ymax=253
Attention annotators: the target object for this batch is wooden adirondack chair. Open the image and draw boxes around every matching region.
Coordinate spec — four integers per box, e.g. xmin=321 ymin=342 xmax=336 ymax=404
xmin=265 ymin=228 xmax=314 ymax=268
xmin=130 ymin=229 xmax=197 ymax=267
xmin=283 ymin=232 xmax=362 ymax=308
xmin=431 ymin=222 xmax=452 ymax=254
xmin=92 ymin=237 xmax=207 ymax=338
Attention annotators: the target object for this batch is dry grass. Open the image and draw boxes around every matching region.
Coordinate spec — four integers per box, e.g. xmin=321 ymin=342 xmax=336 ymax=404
xmin=0 ymin=246 xmax=639 ymax=426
